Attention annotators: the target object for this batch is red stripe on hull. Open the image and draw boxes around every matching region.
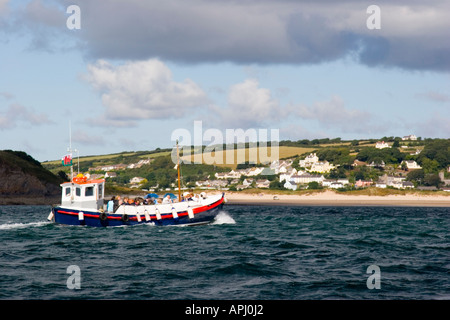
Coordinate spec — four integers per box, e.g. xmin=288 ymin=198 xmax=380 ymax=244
xmin=55 ymin=195 xmax=225 ymax=221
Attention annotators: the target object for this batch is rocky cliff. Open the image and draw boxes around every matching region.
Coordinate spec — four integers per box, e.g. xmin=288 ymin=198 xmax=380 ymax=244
xmin=0 ymin=150 xmax=63 ymax=204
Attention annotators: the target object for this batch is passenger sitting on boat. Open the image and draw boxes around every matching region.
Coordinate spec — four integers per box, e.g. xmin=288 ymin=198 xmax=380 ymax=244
xmin=127 ymin=198 xmax=134 ymax=205
xmin=122 ymin=197 xmax=129 ymax=205
xmin=114 ymin=195 xmax=121 ymax=212
xmin=134 ymin=197 xmax=144 ymax=206
xmin=162 ymin=195 xmax=172 ymax=204
xmin=183 ymin=192 xmax=195 ymax=201
xmin=107 ymin=196 xmax=115 ymax=212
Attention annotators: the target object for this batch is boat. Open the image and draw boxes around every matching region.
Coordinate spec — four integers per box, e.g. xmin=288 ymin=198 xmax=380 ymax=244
xmin=47 ymin=178 xmax=226 ymax=227
xmin=47 ymin=139 xmax=226 ymax=227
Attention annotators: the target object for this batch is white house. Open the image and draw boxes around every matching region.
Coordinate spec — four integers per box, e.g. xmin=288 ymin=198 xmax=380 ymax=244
xmin=368 ymin=160 xmax=385 ymax=168
xmin=375 ymin=141 xmax=390 ymax=149
xmin=209 ymin=180 xmax=228 ymax=188
xmin=196 ymin=180 xmax=211 ymax=188
xmin=389 ymin=180 xmax=404 ymax=189
xmin=376 ymin=181 xmax=387 ymax=188
xmin=214 ymin=172 xmax=227 ymax=179
xmin=284 ymin=180 xmax=298 ymax=191
xmin=256 ymin=179 xmax=270 ymax=188
xmin=337 ymin=178 xmax=350 ymax=185
xmin=299 ymin=153 xmax=319 ymax=168
xmin=402 ymin=135 xmax=417 ymax=141
xmin=323 ymin=178 xmax=349 ymax=188
xmin=290 ymin=173 xmax=324 ymax=185
xmin=85 ymin=173 xmax=103 ymax=180
xmin=230 ymin=179 xmax=240 ymax=185
xmin=105 ymin=172 xmax=117 ymax=178
xmin=271 ymin=159 xmax=294 ymax=174
xmin=246 ymin=167 xmax=264 ymax=176
xmin=309 ymin=161 xmax=335 ymax=173
xmin=215 ymin=170 xmax=243 ymax=179
xmin=226 ymin=170 xmax=242 ymax=179
xmin=322 ymin=179 xmax=335 ymax=187
xmin=402 ymin=160 xmax=422 ymax=170
xmin=129 ymin=176 xmax=145 ymax=184
xmin=329 ymin=182 xmax=344 ymax=189
xmin=279 ymin=168 xmax=298 ymax=182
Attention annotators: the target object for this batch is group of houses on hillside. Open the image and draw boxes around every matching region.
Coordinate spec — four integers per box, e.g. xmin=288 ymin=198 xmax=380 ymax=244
xmin=196 ymin=178 xmax=271 ymax=191
xmin=81 ymin=142 xmax=449 ymax=191
xmin=281 ymin=153 xmax=342 ymax=190
xmin=298 ymin=153 xmax=335 ymax=173
xmin=203 ymin=151 xmax=443 ymax=191
xmin=88 ymin=159 xmax=153 ymax=172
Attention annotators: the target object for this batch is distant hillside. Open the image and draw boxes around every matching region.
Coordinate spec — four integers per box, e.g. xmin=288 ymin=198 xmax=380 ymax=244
xmin=42 ymin=149 xmax=172 ymax=173
xmin=0 ymin=150 xmax=63 ymax=204
xmin=181 ymin=146 xmax=316 ymax=169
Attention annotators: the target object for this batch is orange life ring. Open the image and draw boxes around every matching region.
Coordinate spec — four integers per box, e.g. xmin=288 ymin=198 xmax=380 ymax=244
xmin=73 ymin=174 xmax=87 ymax=184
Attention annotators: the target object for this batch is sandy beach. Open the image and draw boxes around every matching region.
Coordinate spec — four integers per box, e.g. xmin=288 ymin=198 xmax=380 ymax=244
xmin=224 ymin=190 xmax=450 ymax=207
xmin=1 ymin=191 xmax=448 ymax=207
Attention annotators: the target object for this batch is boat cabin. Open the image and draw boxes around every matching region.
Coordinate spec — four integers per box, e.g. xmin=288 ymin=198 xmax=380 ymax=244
xmin=61 ymin=175 xmax=105 ymax=210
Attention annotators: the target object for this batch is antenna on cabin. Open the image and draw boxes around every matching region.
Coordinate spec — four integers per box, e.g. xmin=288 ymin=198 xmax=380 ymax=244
xmin=68 ymin=121 xmax=74 ymax=181
xmin=66 ymin=121 xmax=80 ymax=180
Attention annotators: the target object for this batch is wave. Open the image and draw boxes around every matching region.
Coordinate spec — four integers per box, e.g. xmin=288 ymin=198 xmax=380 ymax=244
xmin=212 ymin=211 xmax=236 ymax=225
xmin=0 ymin=221 xmax=50 ymax=230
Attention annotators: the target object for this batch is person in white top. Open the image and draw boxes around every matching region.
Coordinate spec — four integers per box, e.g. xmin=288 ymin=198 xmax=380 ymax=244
xmin=162 ymin=195 xmax=172 ymax=204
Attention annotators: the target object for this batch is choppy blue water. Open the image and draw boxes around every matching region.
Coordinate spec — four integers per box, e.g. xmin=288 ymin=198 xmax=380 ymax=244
xmin=0 ymin=205 xmax=449 ymax=300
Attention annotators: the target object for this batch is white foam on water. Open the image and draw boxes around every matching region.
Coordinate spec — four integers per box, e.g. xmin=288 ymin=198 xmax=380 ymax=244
xmin=212 ymin=211 xmax=236 ymax=225
xmin=0 ymin=221 xmax=50 ymax=230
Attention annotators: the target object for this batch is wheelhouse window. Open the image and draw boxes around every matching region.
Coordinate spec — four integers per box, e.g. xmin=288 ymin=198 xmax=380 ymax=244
xmin=65 ymin=187 xmax=71 ymax=197
xmin=85 ymin=186 xmax=94 ymax=197
xmin=75 ymin=187 xmax=81 ymax=197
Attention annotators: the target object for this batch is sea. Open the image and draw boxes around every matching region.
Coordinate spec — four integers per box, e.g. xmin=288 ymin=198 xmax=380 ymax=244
xmin=0 ymin=204 xmax=449 ymax=301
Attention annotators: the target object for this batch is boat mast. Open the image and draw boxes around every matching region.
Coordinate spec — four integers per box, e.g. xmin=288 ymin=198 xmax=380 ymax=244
xmin=68 ymin=121 xmax=80 ymax=179
xmin=177 ymin=139 xmax=181 ymax=202
xmin=69 ymin=121 xmax=74 ymax=181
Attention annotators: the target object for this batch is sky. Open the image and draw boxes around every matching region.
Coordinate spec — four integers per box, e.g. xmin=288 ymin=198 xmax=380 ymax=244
xmin=0 ymin=0 xmax=449 ymax=162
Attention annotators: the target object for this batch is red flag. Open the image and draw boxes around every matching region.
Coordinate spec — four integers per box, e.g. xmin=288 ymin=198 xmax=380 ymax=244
xmin=62 ymin=154 xmax=73 ymax=166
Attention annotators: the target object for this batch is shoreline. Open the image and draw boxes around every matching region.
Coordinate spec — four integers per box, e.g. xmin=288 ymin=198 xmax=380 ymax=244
xmin=0 ymin=191 xmax=448 ymax=207
xmin=224 ymin=190 xmax=450 ymax=207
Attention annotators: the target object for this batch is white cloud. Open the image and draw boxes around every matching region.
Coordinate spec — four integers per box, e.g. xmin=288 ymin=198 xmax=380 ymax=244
xmin=287 ymin=95 xmax=390 ymax=135
xmin=0 ymin=103 xmax=53 ymax=130
xmin=212 ymin=79 xmax=280 ymax=128
xmin=71 ymin=129 xmax=105 ymax=146
xmin=293 ymin=96 xmax=369 ymax=125
xmin=85 ymin=59 xmax=209 ymax=123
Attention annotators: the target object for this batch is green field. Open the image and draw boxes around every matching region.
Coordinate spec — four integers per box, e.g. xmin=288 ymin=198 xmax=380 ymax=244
xmin=181 ymin=146 xmax=317 ymax=169
xmin=42 ymin=150 xmax=171 ymax=166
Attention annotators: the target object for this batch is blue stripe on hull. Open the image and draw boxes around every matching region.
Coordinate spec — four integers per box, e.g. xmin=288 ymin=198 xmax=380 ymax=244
xmin=52 ymin=203 xmax=224 ymax=227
